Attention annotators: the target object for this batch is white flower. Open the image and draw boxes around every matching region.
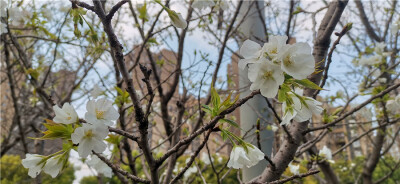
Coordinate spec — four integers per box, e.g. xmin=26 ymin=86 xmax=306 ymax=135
xmin=281 ymin=89 xmax=323 ymax=125
xmin=288 ymin=162 xmax=300 ymax=175
xmin=0 ymin=0 xmax=7 ymax=17
xmin=374 ymin=42 xmax=390 ymax=56
xmin=201 ymin=153 xmax=214 ymax=165
xmin=173 ymin=166 xmax=180 ymax=173
xmin=53 ymin=103 xmax=78 ymax=124
xmin=270 ymin=125 xmax=279 ymax=132
xmin=71 ymin=123 xmax=109 ymax=158
xmin=41 ymin=8 xmax=52 ymax=21
xmin=216 ymin=153 xmax=223 ymax=163
xmin=192 ymin=0 xmax=215 ymax=10
xmin=238 ymin=39 xmax=263 ymax=69
xmin=378 ymin=78 xmax=387 ymax=83
xmin=295 ymin=97 xmax=324 ymax=122
xmin=43 ymin=156 xmax=63 ymax=178
xmin=91 ymin=84 xmax=103 ymax=99
xmin=85 ymin=98 xmax=119 ymax=126
xmin=168 ymin=10 xmax=187 ymax=29
xmin=374 ymin=42 xmax=385 ymax=54
xmin=281 ymin=108 xmax=297 ymax=126
xmin=227 ymin=145 xmax=264 ymax=169
xmin=8 ymin=7 xmax=22 ymax=22
xmin=184 ymin=166 xmax=197 ymax=178
xmin=248 ymin=61 xmax=284 ymax=98
xmin=277 ymin=43 xmax=315 ymax=79
xmin=22 ymin=154 xmax=45 ymax=178
xmin=358 ymin=55 xmax=382 ymax=66
xmin=386 ymin=95 xmax=400 ymax=113
xmin=261 ymin=35 xmax=288 ymax=63
xmin=246 ymin=145 xmax=265 ymax=164
xmin=319 ymin=146 xmax=333 ymax=161
xmin=87 ymin=155 xmax=112 ymax=178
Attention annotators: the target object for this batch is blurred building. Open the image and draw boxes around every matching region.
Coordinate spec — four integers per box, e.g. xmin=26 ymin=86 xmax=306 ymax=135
xmin=0 ymin=65 xmax=75 ymax=156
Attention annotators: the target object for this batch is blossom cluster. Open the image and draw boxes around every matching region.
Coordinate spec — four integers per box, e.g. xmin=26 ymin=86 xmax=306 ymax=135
xmin=386 ymin=94 xmax=400 ymax=115
xmin=163 ymin=0 xmax=229 ymax=29
xmin=22 ymin=85 xmax=116 ymax=178
xmin=192 ymin=0 xmax=228 ymax=11
xmin=227 ymin=145 xmax=264 ymax=169
xmin=238 ymin=36 xmax=323 ymax=125
xmin=0 ymin=0 xmax=33 ymax=34
xmin=357 ymin=42 xmax=391 ymax=66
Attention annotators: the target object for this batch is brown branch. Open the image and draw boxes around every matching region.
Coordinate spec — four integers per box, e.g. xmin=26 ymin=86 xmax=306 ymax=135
xmin=354 ymin=0 xmax=382 ymax=42
xmin=168 ymin=130 xmax=213 ymax=184
xmin=265 ymin=170 xmax=320 ymax=184
xmin=305 ymin=82 xmax=400 ymax=133
xmin=108 ymin=127 xmax=138 ymax=142
xmin=71 ymin=0 xmax=95 ymax=12
xmin=157 ymin=90 xmax=260 ymax=165
xmin=93 ymin=152 xmax=150 ymax=183
xmin=106 ymin=0 xmax=128 ymax=21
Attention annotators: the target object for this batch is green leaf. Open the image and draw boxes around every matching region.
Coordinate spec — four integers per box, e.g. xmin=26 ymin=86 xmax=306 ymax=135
xmin=211 ymin=87 xmax=220 ymax=108
xmin=278 ymin=84 xmax=291 ymax=102
xmin=294 ymin=79 xmax=323 ymax=90
xmin=220 ymin=92 xmax=232 ymax=108
xmin=26 ymin=68 xmax=40 ymax=80
xmin=147 ymin=37 xmax=159 ymax=45
xmin=138 ymin=3 xmax=149 ymax=22
xmin=221 ymin=130 xmax=228 ymax=141
xmin=33 ymin=119 xmax=73 ymax=140
xmin=220 ymin=118 xmax=239 ymax=128
xmin=105 ymin=134 xmax=122 ymax=145
xmin=201 ymin=104 xmax=212 ymax=114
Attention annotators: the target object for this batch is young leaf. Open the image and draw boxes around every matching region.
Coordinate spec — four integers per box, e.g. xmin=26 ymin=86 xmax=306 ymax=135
xmin=211 ymin=87 xmax=220 ymax=108
xmin=33 ymin=119 xmax=73 ymax=140
xmin=220 ymin=118 xmax=239 ymax=128
xmin=278 ymin=84 xmax=291 ymax=102
xmin=294 ymin=79 xmax=323 ymax=90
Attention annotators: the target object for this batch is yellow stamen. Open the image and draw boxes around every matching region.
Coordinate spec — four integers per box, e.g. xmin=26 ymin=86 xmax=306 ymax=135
xmin=270 ymin=48 xmax=277 ymax=54
xmin=283 ymin=55 xmax=293 ymax=66
xmin=263 ymin=71 xmax=273 ymax=80
xmin=84 ymin=130 xmax=93 ymax=138
xmin=96 ymin=110 xmax=105 ymax=119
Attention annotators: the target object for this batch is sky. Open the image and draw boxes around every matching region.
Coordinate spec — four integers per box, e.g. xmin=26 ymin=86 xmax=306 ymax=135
xmin=11 ymin=0 xmax=398 ymax=183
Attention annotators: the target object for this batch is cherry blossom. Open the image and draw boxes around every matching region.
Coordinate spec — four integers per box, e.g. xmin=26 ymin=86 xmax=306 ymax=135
xmin=288 ymin=162 xmax=300 ymax=175
xmin=319 ymin=146 xmax=333 ymax=161
xmin=87 ymin=154 xmax=112 ymax=178
xmin=227 ymin=145 xmax=264 ymax=169
xmin=71 ymin=123 xmax=109 ymax=158
xmin=53 ymin=103 xmax=78 ymax=124
xmin=43 ymin=156 xmax=63 ymax=178
xmin=169 ymin=10 xmax=187 ymax=29
xmin=277 ymin=43 xmax=315 ymax=79
xmin=248 ymin=60 xmax=284 ymax=98
xmin=85 ymin=98 xmax=119 ymax=126
xmin=22 ymin=154 xmax=45 ymax=178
